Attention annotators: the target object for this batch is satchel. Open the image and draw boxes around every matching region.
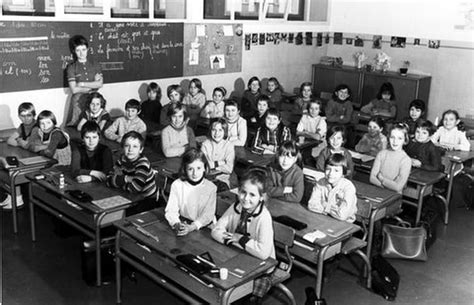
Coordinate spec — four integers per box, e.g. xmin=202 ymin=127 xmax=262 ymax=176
xmin=381 ymin=219 xmax=428 ymax=261
xmin=371 ymin=255 xmax=399 ymax=301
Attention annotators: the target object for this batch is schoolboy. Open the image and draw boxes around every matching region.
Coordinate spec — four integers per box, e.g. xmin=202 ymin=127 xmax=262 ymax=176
xmin=402 ymin=99 xmax=426 ymax=139
xmin=405 ymin=120 xmax=443 ymax=172
xmin=251 ymin=108 xmax=292 ymax=154
xmin=104 ymin=99 xmax=146 ymax=143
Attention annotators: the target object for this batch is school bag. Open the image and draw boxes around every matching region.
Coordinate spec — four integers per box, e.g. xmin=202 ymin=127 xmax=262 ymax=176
xmin=370 ymin=255 xmax=400 ymax=301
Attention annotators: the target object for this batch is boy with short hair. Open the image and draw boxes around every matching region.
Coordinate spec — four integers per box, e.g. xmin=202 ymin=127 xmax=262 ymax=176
xmin=104 ymin=99 xmax=147 ymax=143
xmin=405 ymin=120 xmax=443 ymax=172
xmin=251 ymin=108 xmax=292 ymax=154
xmin=308 ymin=153 xmax=357 ymax=223
xmin=402 ymin=99 xmax=426 ymax=139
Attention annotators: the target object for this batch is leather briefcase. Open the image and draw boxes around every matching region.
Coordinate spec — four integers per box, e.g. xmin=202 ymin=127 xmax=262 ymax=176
xmin=381 ymin=221 xmax=428 ymax=261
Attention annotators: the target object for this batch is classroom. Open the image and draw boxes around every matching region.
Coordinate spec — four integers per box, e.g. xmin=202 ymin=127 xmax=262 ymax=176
xmin=1 ymin=1 xmax=473 ymax=305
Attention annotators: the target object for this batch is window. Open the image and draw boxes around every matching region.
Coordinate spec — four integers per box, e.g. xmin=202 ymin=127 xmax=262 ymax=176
xmin=64 ymin=0 xmax=103 ymax=14
xmin=111 ymin=0 xmax=149 ymax=18
xmin=2 ymin=0 xmax=55 ymax=16
xmin=204 ymin=0 xmax=230 ymax=19
xmin=308 ymin=0 xmax=328 ymax=22
xmin=154 ymin=0 xmax=186 ymax=19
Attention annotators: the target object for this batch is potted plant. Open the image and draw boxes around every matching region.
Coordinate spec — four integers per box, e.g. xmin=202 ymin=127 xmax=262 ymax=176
xmin=399 ymin=60 xmax=410 ymax=76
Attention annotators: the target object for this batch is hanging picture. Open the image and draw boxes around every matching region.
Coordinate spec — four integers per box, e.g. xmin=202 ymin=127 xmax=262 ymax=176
xmin=245 ymin=34 xmax=251 ymax=50
xmin=266 ymin=33 xmax=274 ymax=42
xmin=251 ymin=33 xmax=258 ymax=45
xmin=305 ymin=32 xmax=313 ymax=45
xmin=334 ymin=32 xmax=343 ymax=45
xmin=259 ymin=33 xmax=265 ymax=45
xmin=316 ymin=33 xmax=323 ymax=46
xmin=288 ymin=33 xmax=295 ymax=43
xmin=281 ymin=33 xmax=288 ymax=42
xmin=372 ymin=35 xmax=382 ymax=49
xmin=413 ymin=38 xmax=421 ymax=46
xmin=428 ymin=40 xmax=440 ymax=49
xmin=274 ymin=33 xmax=281 ymax=44
xmin=390 ymin=36 xmax=406 ymax=48
xmin=325 ymin=33 xmax=330 ymax=44
xmin=295 ymin=32 xmax=303 ymax=45
xmin=346 ymin=38 xmax=353 ymax=45
xmin=354 ymin=35 xmax=364 ymax=47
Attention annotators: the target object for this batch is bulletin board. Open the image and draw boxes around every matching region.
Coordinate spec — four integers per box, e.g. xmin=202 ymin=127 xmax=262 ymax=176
xmin=183 ymin=23 xmax=243 ymax=76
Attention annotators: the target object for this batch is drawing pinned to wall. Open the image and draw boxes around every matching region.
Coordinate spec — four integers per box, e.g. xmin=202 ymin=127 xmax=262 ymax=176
xmin=346 ymin=38 xmax=353 ymax=45
xmin=259 ymin=33 xmax=265 ymax=45
xmin=390 ymin=36 xmax=406 ymax=48
xmin=354 ymin=35 xmax=364 ymax=47
xmin=428 ymin=40 xmax=440 ymax=49
xmin=210 ymin=55 xmax=225 ymax=69
xmin=226 ymin=44 xmax=236 ymax=55
xmin=413 ymin=38 xmax=421 ymax=46
xmin=316 ymin=33 xmax=322 ymax=46
xmin=288 ymin=33 xmax=294 ymax=43
xmin=295 ymin=32 xmax=303 ymax=45
xmin=372 ymin=35 xmax=382 ymax=49
xmin=281 ymin=33 xmax=288 ymax=42
xmin=223 ymin=25 xmax=234 ymax=36
xmin=334 ymin=32 xmax=343 ymax=45
xmin=235 ymin=26 xmax=243 ymax=36
xmin=274 ymin=33 xmax=281 ymax=44
xmin=325 ymin=33 xmax=330 ymax=44
xmin=266 ymin=33 xmax=274 ymax=42
xmin=189 ymin=38 xmax=200 ymax=65
xmin=306 ymin=32 xmax=313 ymax=45
xmin=251 ymin=33 xmax=258 ymax=45
xmin=196 ymin=25 xmax=206 ymax=37
xmin=245 ymin=34 xmax=251 ymax=50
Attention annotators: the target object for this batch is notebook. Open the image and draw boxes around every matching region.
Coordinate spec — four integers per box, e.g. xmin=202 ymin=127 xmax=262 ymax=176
xmin=349 ymin=150 xmax=375 ymax=162
xmin=19 ymin=156 xmax=50 ymax=165
xmin=92 ymin=195 xmax=131 ymax=209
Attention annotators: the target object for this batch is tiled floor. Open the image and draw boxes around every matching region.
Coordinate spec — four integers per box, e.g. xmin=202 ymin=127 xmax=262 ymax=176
xmin=1 ymin=202 xmax=474 ymax=305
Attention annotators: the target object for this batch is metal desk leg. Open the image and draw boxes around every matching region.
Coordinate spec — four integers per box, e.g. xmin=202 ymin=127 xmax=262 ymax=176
xmin=116 ymin=231 xmax=122 ymax=305
xmin=444 ymin=162 xmax=456 ymax=225
xmin=10 ymin=171 xmax=19 ymax=233
xmin=415 ymin=185 xmax=428 ymax=225
xmin=95 ymin=214 xmax=106 ymax=287
xmin=316 ymin=246 xmax=329 ymax=299
xmin=366 ymin=210 xmax=378 ymax=260
xmin=28 ymin=183 xmax=36 ymax=241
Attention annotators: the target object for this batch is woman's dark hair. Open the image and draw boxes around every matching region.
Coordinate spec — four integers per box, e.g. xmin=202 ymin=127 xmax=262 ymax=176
xmin=69 ymin=35 xmax=88 ymax=55
xmin=376 ymin=82 xmax=396 ymax=100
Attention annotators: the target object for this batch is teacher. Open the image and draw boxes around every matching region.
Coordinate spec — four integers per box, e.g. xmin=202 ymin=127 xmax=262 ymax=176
xmin=66 ymin=35 xmax=103 ymax=127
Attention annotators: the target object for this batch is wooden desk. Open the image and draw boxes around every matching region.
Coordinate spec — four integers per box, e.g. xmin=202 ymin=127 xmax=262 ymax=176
xmin=444 ymin=150 xmax=474 ymax=224
xmin=217 ymin=192 xmax=359 ymax=299
xmin=235 ymin=147 xmax=275 ymax=167
xmin=0 ymin=142 xmax=57 ymax=233
xmin=114 ymin=209 xmax=277 ymax=305
xmin=27 ymin=168 xmax=144 ymax=286
xmin=353 ymin=158 xmax=446 ymax=224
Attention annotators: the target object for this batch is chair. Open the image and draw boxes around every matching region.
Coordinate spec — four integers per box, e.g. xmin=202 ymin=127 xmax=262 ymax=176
xmin=340 ymin=237 xmax=372 ymax=289
xmin=272 ymin=221 xmax=297 ymax=305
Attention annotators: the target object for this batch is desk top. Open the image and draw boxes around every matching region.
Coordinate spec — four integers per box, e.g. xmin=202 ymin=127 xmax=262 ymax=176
xmin=0 ymin=143 xmax=57 ymax=171
xmin=445 ymin=150 xmax=474 ymax=163
xmin=235 ymin=147 xmax=275 ymax=167
xmin=115 ymin=209 xmax=277 ymax=291
xmin=27 ymin=168 xmax=144 ymax=214
xmin=352 ymin=180 xmax=402 ymax=218
xmin=217 ymin=192 xmax=359 ymax=248
xmin=152 ymin=157 xmax=182 ymax=177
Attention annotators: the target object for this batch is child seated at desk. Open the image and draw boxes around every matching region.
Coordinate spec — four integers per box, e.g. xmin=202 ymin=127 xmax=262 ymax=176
xmin=76 ymin=92 xmax=111 ymax=132
xmin=161 ymin=102 xmax=196 ymax=158
xmin=201 ymin=118 xmax=235 ymax=190
xmin=107 ymin=131 xmax=157 ymax=200
xmin=139 ymin=82 xmax=162 ymax=133
xmin=165 ymin=148 xmax=217 ymax=236
xmin=104 ymin=99 xmax=146 ymax=143
xmin=308 ymin=153 xmax=357 ymax=223
xmin=402 ymin=99 xmax=426 ymax=139
xmin=405 ymin=120 xmax=443 ymax=172
xmin=241 ymin=76 xmax=262 ymax=119
xmin=183 ymin=78 xmax=206 ymax=128
xmin=325 ymin=84 xmax=354 ymax=147
xmin=370 ymin=123 xmax=411 ymax=193
xmin=71 ymin=121 xmax=113 ymax=183
xmin=294 ymin=82 xmax=313 ymax=114
xmin=225 ymin=99 xmax=247 ymax=146
xmin=251 ymin=108 xmax=292 ymax=154
xmin=212 ymin=168 xmax=275 ymax=304
xmin=2 ymin=102 xmax=37 ymax=210
xmin=360 ymin=82 xmax=397 ymax=121
xmin=431 ymin=109 xmax=470 ymax=152
xmin=316 ymin=125 xmax=354 ymax=178
xmin=161 ymin=84 xmax=185 ymax=128
xmin=27 ymin=110 xmax=71 ymax=166
xmin=296 ymin=99 xmax=327 ymax=160
xmin=263 ymin=77 xmax=283 ymax=109
xmin=200 ymin=87 xmax=226 ymax=119
xmin=266 ymin=141 xmax=304 ymax=204
xmin=248 ymin=95 xmax=269 ymax=130
xmin=355 ymin=116 xmax=387 ymax=157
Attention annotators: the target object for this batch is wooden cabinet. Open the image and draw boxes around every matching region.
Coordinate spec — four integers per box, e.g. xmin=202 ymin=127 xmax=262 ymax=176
xmin=312 ymin=64 xmax=431 ymax=121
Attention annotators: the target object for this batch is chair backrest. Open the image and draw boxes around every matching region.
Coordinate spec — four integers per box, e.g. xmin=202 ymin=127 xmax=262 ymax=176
xmin=273 ymin=221 xmax=296 ymax=272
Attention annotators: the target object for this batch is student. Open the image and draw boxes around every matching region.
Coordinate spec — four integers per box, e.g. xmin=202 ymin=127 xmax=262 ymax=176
xmin=139 ymin=82 xmax=162 ymax=133
xmin=76 ymin=92 xmax=111 ymax=132
xmin=104 ymin=99 xmax=146 ymax=143
xmin=165 ymin=148 xmax=217 ymax=236
xmin=294 ymin=82 xmax=313 ymax=114
xmin=27 ymin=110 xmax=71 ymax=166
xmin=183 ymin=78 xmax=206 ymax=127
xmin=308 ymin=153 xmax=358 ymax=222
xmin=355 ymin=116 xmax=388 ymax=157
xmin=431 ymin=109 xmax=470 ymax=151
xmin=251 ymin=108 xmax=292 ymax=154
xmin=266 ymin=141 xmax=304 ymax=204
xmin=248 ymin=94 xmax=270 ymax=130
xmin=296 ymin=99 xmax=327 ymax=160
xmin=7 ymin=102 xmax=37 ymax=148
xmin=71 ymin=121 xmax=114 ymax=182
xmin=325 ymin=84 xmax=354 ymax=147
xmin=402 ymin=99 xmax=426 ymax=139
xmin=200 ymin=87 xmax=226 ymax=119
xmin=201 ymin=118 xmax=235 ymax=189
xmin=212 ymin=168 xmax=275 ymax=304
xmin=360 ymin=82 xmax=397 ymax=120
xmin=316 ymin=125 xmax=354 ymax=178
xmin=370 ymin=123 xmax=412 ymax=193
xmin=66 ymin=34 xmax=103 ymax=126
xmin=225 ymin=99 xmax=247 ymax=146
xmin=160 ymin=84 xmax=185 ymax=128
xmin=161 ymin=102 xmax=196 ymax=158
xmin=263 ymin=77 xmax=283 ymax=109
xmin=242 ymin=76 xmax=262 ymax=118
xmin=107 ymin=131 xmax=157 ymax=198
xmin=2 ymin=102 xmax=37 ymax=209
xmin=405 ymin=120 xmax=443 ymax=172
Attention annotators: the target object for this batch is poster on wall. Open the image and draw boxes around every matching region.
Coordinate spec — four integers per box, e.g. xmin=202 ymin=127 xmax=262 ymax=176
xmin=428 ymin=40 xmax=440 ymax=49
xmin=334 ymin=32 xmax=343 ymax=45
xmin=372 ymin=35 xmax=382 ymax=49
xmin=390 ymin=36 xmax=406 ymax=48
xmin=354 ymin=35 xmax=364 ymax=47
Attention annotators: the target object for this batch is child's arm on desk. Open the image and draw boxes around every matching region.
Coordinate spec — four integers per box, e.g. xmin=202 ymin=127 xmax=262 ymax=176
xmin=308 ymin=183 xmax=327 ymax=214
xmin=329 ymin=185 xmax=357 ymax=222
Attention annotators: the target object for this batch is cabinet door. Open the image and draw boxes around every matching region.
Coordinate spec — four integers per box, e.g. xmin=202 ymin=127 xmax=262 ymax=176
xmin=313 ymin=66 xmax=362 ymax=106
xmin=362 ymin=74 xmax=419 ymax=121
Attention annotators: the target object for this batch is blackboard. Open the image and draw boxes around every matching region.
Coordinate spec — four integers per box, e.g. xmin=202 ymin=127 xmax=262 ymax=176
xmin=183 ymin=23 xmax=242 ymax=77
xmin=0 ymin=21 xmax=183 ymax=93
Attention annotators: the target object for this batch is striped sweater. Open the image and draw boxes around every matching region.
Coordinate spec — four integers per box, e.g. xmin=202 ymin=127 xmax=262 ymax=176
xmin=107 ymin=155 xmax=157 ymax=198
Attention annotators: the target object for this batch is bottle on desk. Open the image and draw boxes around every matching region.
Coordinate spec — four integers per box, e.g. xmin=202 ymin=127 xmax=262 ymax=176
xmin=59 ymin=173 xmax=65 ymax=189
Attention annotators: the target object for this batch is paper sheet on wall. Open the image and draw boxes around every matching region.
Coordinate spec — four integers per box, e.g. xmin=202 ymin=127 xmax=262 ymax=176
xmin=189 ymin=49 xmax=199 ymax=65
xmin=196 ymin=25 xmax=206 ymax=36
xmin=210 ymin=54 xmax=225 ymax=69
xmin=223 ymin=25 xmax=234 ymax=36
